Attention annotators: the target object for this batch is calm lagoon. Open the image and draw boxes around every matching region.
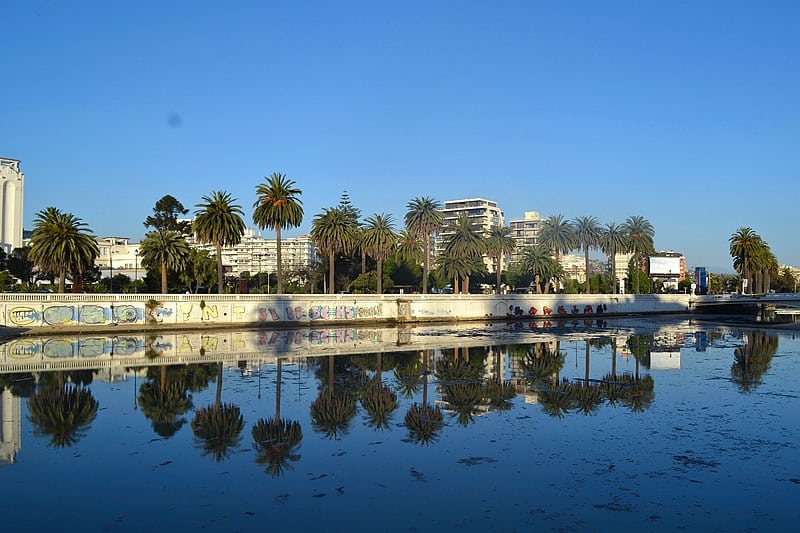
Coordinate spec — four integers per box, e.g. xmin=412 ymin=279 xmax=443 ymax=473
xmin=1 ymin=317 xmax=799 ymax=531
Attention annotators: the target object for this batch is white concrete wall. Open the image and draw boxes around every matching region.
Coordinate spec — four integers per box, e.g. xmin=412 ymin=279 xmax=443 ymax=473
xmin=0 ymin=293 xmax=693 ymax=331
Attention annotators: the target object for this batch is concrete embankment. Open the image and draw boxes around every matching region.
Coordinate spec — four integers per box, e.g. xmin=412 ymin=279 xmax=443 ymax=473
xmin=0 ymin=293 xmax=693 ymax=337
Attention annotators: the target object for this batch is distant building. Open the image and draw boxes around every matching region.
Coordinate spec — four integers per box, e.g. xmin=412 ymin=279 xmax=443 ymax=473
xmin=559 ymin=253 xmax=587 ymax=283
xmin=97 ymin=237 xmax=141 ymax=281
xmin=437 ymin=198 xmax=504 ymax=270
xmin=0 ymin=158 xmax=24 ymax=254
xmin=648 ymin=251 xmax=687 ymax=292
xmin=509 ymin=211 xmax=542 ymax=263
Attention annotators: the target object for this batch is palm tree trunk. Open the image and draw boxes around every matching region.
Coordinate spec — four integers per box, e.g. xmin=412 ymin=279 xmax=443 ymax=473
xmin=585 ymin=341 xmax=590 ymax=386
xmin=423 ymin=236 xmax=430 ymax=294
xmin=611 ymin=338 xmax=617 ymax=376
xmin=496 ymin=261 xmax=502 ymax=295
xmin=464 ymin=274 xmax=470 ymax=294
xmin=453 ymin=274 xmax=459 ymax=294
xmin=376 ymin=257 xmax=383 ymax=294
xmin=161 ymin=262 xmax=168 ymax=294
xmin=275 ymin=359 xmax=282 ymax=421
xmin=161 ymin=365 xmax=167 ymax=393
xmin=215 ymin=362 xmax=223 ymax=410
xmin=59 ymin=270 xmax=67 ymax=294
xmin=328 ymin=254 xmax=335 ymax=294
xmin=584 ymin=247 xmax=591 ymax=294
xmin=276 ymin=226 xmax=283 ymax=294
xmin=361 ymin=250 xmax=366 ymax=277
xmin=611 ymin=256 xmax=618 ymax=294
xmin=216 ymin=244 xmax=224 ymax=295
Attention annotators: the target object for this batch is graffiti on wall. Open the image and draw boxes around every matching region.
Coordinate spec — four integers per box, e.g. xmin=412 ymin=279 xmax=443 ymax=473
xmin=257 ymin=304 xmax=384 ymax=322
xmin=8 ymin=307 xmax=40 ymax=326
xmin=256 ymin=328 xmax=384 ymax=347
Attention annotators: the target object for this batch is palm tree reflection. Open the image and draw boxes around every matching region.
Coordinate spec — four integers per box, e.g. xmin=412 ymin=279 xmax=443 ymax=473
xmin=191 ymin=362 xmax=244 ymax=462
xmin=28 ymin=371 xmax=99 ymax=448
xmin=732 ymin=330 xmax=779 ymax=392
xmin=310 ymin=356 xmax=357 ymax=439
xmin=404 ymin=350 xmax=443 ymax=444
xmin=253 ymin=358 xmax=303 ymax=477
xmin=361 ymin=352 xmax=399 ymax=430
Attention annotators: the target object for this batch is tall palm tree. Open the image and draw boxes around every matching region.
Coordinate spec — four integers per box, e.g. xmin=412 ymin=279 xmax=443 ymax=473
xmin=572 ymin=216 xmax=601 ymax=293
xmin=519 ymin=244 xmax=563 ymax=294
xmin=253 ymin=173 xmax=304 ymax=294
xmin=139 ymin=230 xmax=189 ymax=294
xmin=405 ymin=197 xmax=444 ymax=294
xmin=622 ymin=215 xmax=655 ymax=294
xmin=485 ymin=226 xmax=516 ymax=294
xmin=193 ymin=191 xmax=246 ymax=294
xmin=395 ymin=229 xmax=423 ymax=265
xmin=539 ymin=214 xmax=577 ymax=263
xmin=444 ymin=212 xmax=486 ymax=293
xmin=29 ymin=207 xmax=100 ymax=293
xmin=729 ymin=227 xmax=764 ymax=294
xmin=311 ymin=208 xmax=358 ymax=294
xmin=361 ymin=214 xmax=397 ymax=294
xmin=600 ymin=223 xmax=629 ymax=294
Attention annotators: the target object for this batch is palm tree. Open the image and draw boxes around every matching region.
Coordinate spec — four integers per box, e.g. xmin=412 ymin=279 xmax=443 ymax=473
xmin=572 ymin=216 xmax=601 ymax=293
xmin=404 ymin=350 xmax=443 ymax=444
xmin=405 ymin=197 xmax=444 ymax=294
xmin=253 ymin=173 xmax=304 ymax=294
xmin=193 ymin=191 xmax=246 ymax=295
xmin=361 ymin=352 xmax=399 ymax=429
xmin=539 ymin=214 xmax=577 ymax=263
xmin=485 ymin=226 xmax=516 ymax=294
xmin=444 ymin=212 xmax=486 ymax=293
xmin=519 ymin=244 xmax=563 ymax=294
xmin=728 ymin=227 xmax=764 ymax=293
xmin=361 ymin=213 xmax=398 ymax=294
xmin=395 ymin=229 xmax=423 ymax=274
xmin=138 ymin=368 xmax=193 ymax=437
xmin=623 ymin=216 xmax=655 ymax=294
xmin=139 ymin=230 xmax=189 ymax=293
xmin=311 ymin=208 xmax=358 ymax=294
xmin=29 ymin=207 xmax=100 ymax=293
xmin=600 ymin=223 xmax=629 ymax=294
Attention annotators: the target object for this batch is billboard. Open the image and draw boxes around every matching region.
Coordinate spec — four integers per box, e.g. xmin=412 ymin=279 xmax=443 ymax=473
xmin=650 ymin=256 xmax=681 ymax=276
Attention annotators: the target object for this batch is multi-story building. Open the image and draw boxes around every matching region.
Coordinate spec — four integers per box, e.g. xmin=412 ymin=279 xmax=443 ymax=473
xmin=96 ymin=237 xmax=142 ymax=284
xmin=0 ymin=158 xmax=24 ymax=254
xmin=437 ymin=198 xmax=504 ymax=270
xmin=509 ymin=211 xmax=541 ymax=263
xmin=189 ymin=228 xmax=317 ymax=280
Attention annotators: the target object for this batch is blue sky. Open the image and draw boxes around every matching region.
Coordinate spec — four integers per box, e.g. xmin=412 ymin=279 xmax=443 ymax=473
xmin=3 ymin=1 xmax=798 ymax=273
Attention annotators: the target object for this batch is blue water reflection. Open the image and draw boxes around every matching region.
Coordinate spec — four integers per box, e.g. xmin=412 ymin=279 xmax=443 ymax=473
xmin=1 ymin=318 xmax=799 ymax=531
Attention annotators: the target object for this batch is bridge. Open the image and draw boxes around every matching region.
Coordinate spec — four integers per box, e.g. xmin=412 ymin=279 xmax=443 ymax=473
xmin=690 ymin=293 xmax=800 ymax=311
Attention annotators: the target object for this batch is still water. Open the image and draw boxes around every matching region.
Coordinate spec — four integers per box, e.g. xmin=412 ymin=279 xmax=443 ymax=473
xmin=1 ymin=317 xmax=799 ymax=531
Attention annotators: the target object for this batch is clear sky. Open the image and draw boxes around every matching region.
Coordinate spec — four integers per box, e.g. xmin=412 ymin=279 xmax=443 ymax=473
xmin=3 ymin=1 xmax=798 ymax=273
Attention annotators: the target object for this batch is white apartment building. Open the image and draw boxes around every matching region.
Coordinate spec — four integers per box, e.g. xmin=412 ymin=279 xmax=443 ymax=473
xmin=437 ymin=198 xmax=504 ymax=270
xmin=189 ymin=228 xmax=317 ymax=280
xmin=97 ymin=237 xmax=142 ymax=281
xmin=509 ymin=211 xmax=542 ymax=263
xmin=0 ymin=158 xmax=24 ymax=254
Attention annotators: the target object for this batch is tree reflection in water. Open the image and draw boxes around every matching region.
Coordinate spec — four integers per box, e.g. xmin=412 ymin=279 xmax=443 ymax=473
xmin=138 ymin=365 xmax=193 ymax=438
xmin=253 ymin=358 xmax=303 ymax=477
xmin=437 ymin=347 xmax=485 ymax=427
xmin=309 ymin=356 xmax=357 ymax=439
xmin=361 ymin=352 xmax=399 ymax=430
xmin=191 ymin=362 xmax=244 ymax=462
xmin=404 ymin=350 xmax=443 ymax=444
xmin=732 ymin=330 xmax=779 ymax=392
xmin=28 ymin=371 xmax=99 ymax=448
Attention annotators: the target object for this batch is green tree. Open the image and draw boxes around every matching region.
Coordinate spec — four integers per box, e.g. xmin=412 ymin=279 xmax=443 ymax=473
xmin=444 ymin=212 xmax=486 ymax=293
xmin=7 ymin=246 xmax=35 ymax=288
xmin=144 ymin=194 xmax=192 ymax=236
xmin=622 ymin=215 xmax=655 ymax=294
xmin=361 ymin=213 xmax=397 ymax=294
xmin=405 ymin=197 xmax=444 ymax=294
xmin=29 ymin=207 xmax=100 ymax=293
xmin=600 ymin=222 xmax=628 ymax=294
xmin=311 ymin=208 xmax=358 ymax=294
xmin=572 ymin=216 xmax=601 ymax=293
xmin=253 ymin=172 xmax=304 ymax=294
xmin=729 ymin=227 xmax=763 ymax=294
xmin=485 ymin=226 xmax=516 ymax=294
xmin=193 ymin=191 xmax=246 ymax=294
xmin=139 ymin=230 xmax=189 ymax=294
xmin=179 ymin=248 xmax=217 ymax=293
xmin=519 ymin=244 xmax=563 ymax=294
xmin=540 ymin=214 xmax=576 ymax=263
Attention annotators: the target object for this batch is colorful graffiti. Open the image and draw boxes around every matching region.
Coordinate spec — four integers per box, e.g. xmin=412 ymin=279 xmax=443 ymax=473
xmin=258 ymin=304 xmax=384 ymax=322
xmin=79 ymin=305 xmax=105 ymax=324
xmin=43 ymin=306 xmax=76 ymax=325
xmin=256 ymin=328 xmax=384 ymax=347
xmin=113 ymin=305 xmax=139 ymax=324
xmin=8 ymin=306 xmax=39 ymax=326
